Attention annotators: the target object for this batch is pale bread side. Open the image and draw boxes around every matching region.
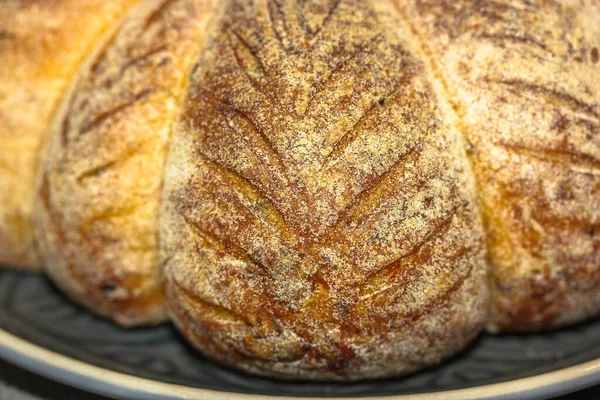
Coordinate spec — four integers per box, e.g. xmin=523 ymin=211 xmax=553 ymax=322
xmin=35 ymin=0 xmax=218 ymax=326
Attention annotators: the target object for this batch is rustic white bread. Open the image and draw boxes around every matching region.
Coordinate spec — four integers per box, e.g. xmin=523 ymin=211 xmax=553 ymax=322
xmin=0 ymin=0 xmax=595 ymax=381
xmin=159 ymin=0 xmax=489 ymax=380
xmin=395 ymin=0 xmax=600 ymax=332
xmin=0 ymin=0 xmax=140 ymax=269
xmin=34 ymin=0 xmax=218 ymax=326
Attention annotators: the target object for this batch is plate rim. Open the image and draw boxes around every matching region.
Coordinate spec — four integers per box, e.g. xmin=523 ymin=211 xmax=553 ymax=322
xmin=2 ymin=328 xmax=600 ymax=400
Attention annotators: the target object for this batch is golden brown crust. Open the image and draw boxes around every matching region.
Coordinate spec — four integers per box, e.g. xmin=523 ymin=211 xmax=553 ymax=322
xmin=34 ymin=0 xmax=218 ymax=326
xmin=4 ymin=0 xmax=596 ymax=380
xmin=397 ymin=0 xmax=600 ymax=331
xmin=160 ymin=0 xmax=489 ymax=379
xmin=0 ymin=0 xmax=140 ymax=269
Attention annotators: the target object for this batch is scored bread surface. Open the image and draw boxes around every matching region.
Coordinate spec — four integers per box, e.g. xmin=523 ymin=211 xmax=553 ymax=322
xmin=397 ymin=0 xmax=600 ymax=331
xmin=160 ymin=0 xmax=489 ymax=379
xmin=0 ymin=0 xmax=140 ymax=269
xmin=1 ymin=0 xmax=596 ymax=381
xmin=35 ymin=0 xmax=218 ymax=326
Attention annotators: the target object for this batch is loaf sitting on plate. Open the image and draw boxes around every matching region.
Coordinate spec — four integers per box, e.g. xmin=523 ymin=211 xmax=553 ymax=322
xmin=0 ymin=0 xmax=598 ymax=380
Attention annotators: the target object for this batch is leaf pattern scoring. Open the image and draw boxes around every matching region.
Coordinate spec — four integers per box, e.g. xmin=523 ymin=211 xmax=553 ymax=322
xmin=161 ymin=0 xmax=488 ymax=379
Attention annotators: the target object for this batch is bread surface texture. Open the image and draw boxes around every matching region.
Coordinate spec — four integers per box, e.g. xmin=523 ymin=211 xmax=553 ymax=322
xmin=0 ymin=0 xmax=140 ymax=269
xmin=160 ymin=0 xmax=489 ymax=379
xmin=397 ymin=0 xmax=600 ymax=331
xmin=35 ymin=0 xmax=218 ymax=326
xmin=0 ymin=0 xmax=596 ymax=381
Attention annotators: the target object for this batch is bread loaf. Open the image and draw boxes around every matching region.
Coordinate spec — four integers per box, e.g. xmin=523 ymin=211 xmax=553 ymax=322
xmin=0 ymin=0 xmax=595 ymax=381
xmin=160 ymin=0 xmax=489 ymax=379
xmin=0 ymin=0 xmax=140 ymax=269
xmin=35 ymin=0 xmax=217 ymax=326
xmin=396 ymin=0 xmax=600 ymax=331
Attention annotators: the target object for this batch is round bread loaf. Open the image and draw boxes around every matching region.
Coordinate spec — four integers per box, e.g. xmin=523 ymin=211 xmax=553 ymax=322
xmin=397 ymin=0 xmax=600 ymax=332
xmin=0 ymin=0 xmax=140 ymax=269
xmin=159 ymin=0 xmax=489 ymax=379
xmin=34 ymin=0 xmax=218 ymax=326
xmin=0 ymin=0 xmax=595 ymax=381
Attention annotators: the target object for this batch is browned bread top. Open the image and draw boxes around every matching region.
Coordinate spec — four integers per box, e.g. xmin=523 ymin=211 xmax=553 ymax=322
xmin=0 ymin=0 xmax=594 ymax=382
xmin=160 ymin=0 xmax=489 ymax=379
xmin=397 ymin=0 xmax=600 ymax=331
xmin=35 ymin=0 xmax=218 ymax=326
xmin=0 ymin=0 xmax=140 ymax=269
